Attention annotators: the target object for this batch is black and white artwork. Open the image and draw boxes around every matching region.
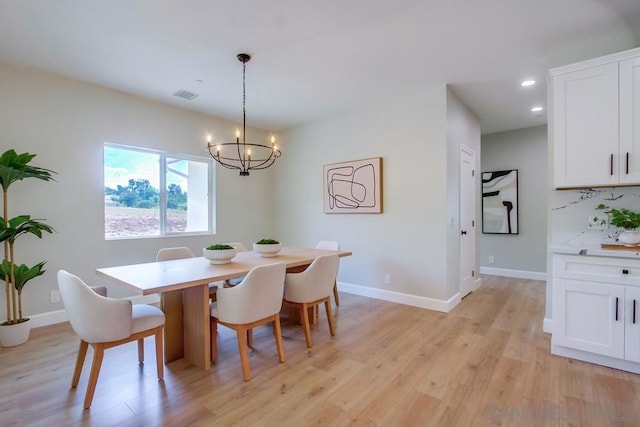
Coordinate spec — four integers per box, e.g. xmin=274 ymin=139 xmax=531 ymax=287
xmin=323 ymin=157 xmax=382 ymax=214
xmin=482 ymin=169 xmax=518 ymax=234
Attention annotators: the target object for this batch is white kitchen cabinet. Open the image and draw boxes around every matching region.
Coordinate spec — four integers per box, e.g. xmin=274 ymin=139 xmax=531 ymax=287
xmin=552 ymin=254 xmax=640 ymax=372
xmin=551 ymin=47 xmax=640 ymax=188
xmin=619 ymin=56 xmax=640 ymax=185
xmin=552 ymin=277 xmax=624 ymax=358
xmin=624 ymin=286 xmax=640 ymax=362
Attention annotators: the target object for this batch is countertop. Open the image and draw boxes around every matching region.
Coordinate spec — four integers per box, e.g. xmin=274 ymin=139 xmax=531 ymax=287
xmin=549 ymin=244 xmax=640 ymax=259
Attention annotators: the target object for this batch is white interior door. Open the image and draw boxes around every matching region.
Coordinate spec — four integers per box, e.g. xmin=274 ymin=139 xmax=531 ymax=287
xmin=459 ymin=146 xmax=476 ymax=298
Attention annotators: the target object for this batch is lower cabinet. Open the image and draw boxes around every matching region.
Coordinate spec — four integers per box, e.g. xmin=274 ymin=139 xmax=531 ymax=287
xmin=552 ymin=278 xmax=625 ymax=358
xmin=552 ymin=254 xmax=640 ymax=370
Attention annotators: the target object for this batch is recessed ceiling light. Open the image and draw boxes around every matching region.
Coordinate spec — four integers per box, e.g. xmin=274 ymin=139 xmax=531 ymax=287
xmin=531 ymin=106 xmax=544 ymax=112
xmin=521 ymin=80 xmax=536 ymax=87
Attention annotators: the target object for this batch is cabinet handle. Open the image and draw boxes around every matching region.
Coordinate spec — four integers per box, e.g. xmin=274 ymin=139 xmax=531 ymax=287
xmin=616 ymin=297 xmax=619 ymax=321
xmin=634 ymin=300 xmax=637 ymax=324
xmin=610 ymin=154 xmax=614 ymax=176
xmin=627 ymin=152 xmax=630 ymax=175
xmin=623 ymin=269 xmax=629 ymax=275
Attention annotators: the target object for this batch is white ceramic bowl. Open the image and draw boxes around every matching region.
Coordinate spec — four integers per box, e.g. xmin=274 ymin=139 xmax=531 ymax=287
xmin=203 ymin=247 xmax=237 ymax=264
xmin=253 ymin=243 xmax=282 ymax=257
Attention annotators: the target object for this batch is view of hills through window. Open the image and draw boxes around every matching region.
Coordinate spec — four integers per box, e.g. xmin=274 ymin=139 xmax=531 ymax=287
xmin=104 ymin=144 xmax=212 ymax=238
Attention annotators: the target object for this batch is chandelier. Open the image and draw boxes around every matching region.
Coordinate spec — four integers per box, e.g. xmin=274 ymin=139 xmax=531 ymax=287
xmin=207 ymin=53 xmax=281 ymax=176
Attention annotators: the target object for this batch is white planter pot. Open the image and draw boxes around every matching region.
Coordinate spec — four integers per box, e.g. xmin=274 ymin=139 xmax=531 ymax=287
xmin=619 ymin=230 xmax=640 ymax=246
xmin=253 ymin=243 xmax=282 ymax=257
xmin=0 ymin=319 xmax=31 ymax=347
xmin=203 ymin=247 xmax=237 ymax=264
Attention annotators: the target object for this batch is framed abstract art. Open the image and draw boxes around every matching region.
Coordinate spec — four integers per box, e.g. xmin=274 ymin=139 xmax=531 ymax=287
xmin=323 ymin=157 xmax=382 ymax=214
xmin=482 ymin=169 xmax=518 ymax=234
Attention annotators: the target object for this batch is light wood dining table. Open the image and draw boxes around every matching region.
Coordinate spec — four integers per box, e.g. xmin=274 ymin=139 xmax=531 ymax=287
xmin=96 ymin=246 xmax=351 ymax=370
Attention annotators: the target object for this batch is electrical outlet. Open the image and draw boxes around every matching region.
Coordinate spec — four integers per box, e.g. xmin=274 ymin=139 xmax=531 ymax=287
xmin=50 ymin=290 xmax=61 ymax=304
xmin=488 ymin=256 xmax=495 ymax=264
xmin=384 ymin=274 xmax=391 ymax=285
xmin=588 ymin=215 xmax=609 ymax=230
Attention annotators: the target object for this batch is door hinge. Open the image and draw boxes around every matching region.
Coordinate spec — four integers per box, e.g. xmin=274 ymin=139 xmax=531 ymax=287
xmin=472 ymin=170 xmax=475 ymax=177
xmin=472 ymin=220 xmax=474 ymax=227
xmin=472 ymin=270 xmax=475 ymax=277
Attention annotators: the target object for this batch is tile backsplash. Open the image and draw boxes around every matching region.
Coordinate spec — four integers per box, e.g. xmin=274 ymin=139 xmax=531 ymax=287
xmin=551 ymin=187 xmax=640 ymax=245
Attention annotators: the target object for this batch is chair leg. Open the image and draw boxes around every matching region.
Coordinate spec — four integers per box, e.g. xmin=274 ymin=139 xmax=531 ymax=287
xmin=273 ymin=315 xmax=285 ymax=363
xmin=325 ymin=299 xmax=336 ymax=336
xmin=236 ymin=326 xmax=251 ymax=381
xmin=72 ymin=340 xmax=89 ymax=388
xmin=155 ymin=327 xmax=164 ymax=379
xmin=137 ymin=338 xmax=144 ymax=364
xmin=333 ymin=281 xmax=340 ymax=306
xmin=84 ymin=343 xmax=105 ymax=409
xmin=247 ymin=328 xmax=253 ymax=347
xmin=301 ymin=302 xmax=313 ymax=348
xmin=210 ymin=318 xmax=218 ymax=363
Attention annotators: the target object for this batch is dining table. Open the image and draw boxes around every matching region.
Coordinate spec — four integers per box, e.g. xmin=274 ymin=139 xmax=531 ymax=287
xmin=96 ymin=246 xmax=352 ymax=370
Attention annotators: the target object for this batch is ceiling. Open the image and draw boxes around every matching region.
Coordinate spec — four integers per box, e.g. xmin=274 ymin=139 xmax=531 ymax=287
xmin=1 ymin=1 xmax=639 ymax=135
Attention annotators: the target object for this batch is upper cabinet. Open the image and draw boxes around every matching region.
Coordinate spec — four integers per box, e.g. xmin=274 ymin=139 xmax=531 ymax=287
xmin=619 ymin=56 xmax=640 ymax=185
xmin=551 ymin=48 xmax=640 ymax=189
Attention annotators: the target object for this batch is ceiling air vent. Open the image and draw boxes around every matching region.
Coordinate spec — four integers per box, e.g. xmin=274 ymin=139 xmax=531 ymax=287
xmin=173 ymin=90 xmax=199 ymax=100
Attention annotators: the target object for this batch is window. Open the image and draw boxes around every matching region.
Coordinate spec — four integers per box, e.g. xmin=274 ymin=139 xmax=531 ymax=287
xmin=104 ymin=143 xmax=214 ymax=239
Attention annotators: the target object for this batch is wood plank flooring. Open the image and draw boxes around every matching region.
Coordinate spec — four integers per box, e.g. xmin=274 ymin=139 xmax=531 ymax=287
xmin=2 ymin=276 xmax=640 ymax=426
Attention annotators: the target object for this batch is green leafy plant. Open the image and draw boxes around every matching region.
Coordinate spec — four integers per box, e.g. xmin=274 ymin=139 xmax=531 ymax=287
xmin=205 ymin=244 xmax=234 ymax=250
xmin=0 ymin=150 xmax=55 ymax=325
xmin=596 ymin=204 xmax=640 ymax=230
xmin=255 ymin=238 xmax=279 ymax=245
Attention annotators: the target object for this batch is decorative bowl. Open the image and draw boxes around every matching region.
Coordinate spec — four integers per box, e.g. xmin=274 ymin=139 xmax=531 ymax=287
xmin=253 ymin=243 xmax=282 ymax=258
xmin=203 ymin=247 xmax=237 ymax=264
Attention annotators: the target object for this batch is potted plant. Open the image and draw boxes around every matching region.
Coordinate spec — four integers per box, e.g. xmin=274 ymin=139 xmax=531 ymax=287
xmin=203 ymin=244 xmax=237 ymax=264
xmin=253 ymin=238 xmax=282 ymax=257
xmin=0 ymin=149 xmax=55 ymax=347
xmin=596 ymin=204 xmax=640 ymax=245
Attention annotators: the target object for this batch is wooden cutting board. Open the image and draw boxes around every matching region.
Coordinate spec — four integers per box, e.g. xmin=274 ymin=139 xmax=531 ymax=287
xmin=601 ymin=243 xmax=640 ymax=251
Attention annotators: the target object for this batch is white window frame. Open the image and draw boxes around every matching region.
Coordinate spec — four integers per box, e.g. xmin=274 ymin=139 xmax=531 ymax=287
xmin=104 ymin=142 xmax=215 ymax=240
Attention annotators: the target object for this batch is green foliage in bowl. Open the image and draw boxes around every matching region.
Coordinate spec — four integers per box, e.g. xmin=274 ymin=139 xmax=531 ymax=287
xmin=255 ymin=238 xmax=280 ymax=245
xmin=206 ymin=244 xmax=234 ymax=250
xmin=596 ymin=204 xmax=640 ymax=230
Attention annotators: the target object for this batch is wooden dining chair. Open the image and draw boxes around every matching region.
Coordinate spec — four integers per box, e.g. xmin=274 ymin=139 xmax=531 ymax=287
xmin=210 ymin=262 xmax=286 ymax=381
xmin=57 ymin=270 xmax=165 ymax=409
xmin=316 ymin=240 xmax=341 ymax=305
xmin=283 ymin=254 xmax=340 ymax=348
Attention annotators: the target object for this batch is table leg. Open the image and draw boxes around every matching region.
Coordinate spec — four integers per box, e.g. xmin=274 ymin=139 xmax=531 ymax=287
xmin=182 ymin=284 xmax=211 ymax=370
xmin=161 ymin=290 xmax=184 ymax=363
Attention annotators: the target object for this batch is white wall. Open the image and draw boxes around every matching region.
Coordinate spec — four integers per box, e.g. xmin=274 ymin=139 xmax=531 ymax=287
xmin=480 ymin=126 xmax=548 ymax=277
xmin=0 ymin=61 xmax=276 ymax=319
xmin=273 ymin=85 xmax=480 ymax=309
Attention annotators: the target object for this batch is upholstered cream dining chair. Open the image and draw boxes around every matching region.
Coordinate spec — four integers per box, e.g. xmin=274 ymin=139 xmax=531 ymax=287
xmin=283 ymin=253 xmax=340 ymax=348
xmin=315 ymin=240 xmax=341 ymax=305
xmin=57 ymin=270 xmax=165 ymax=409
xmin=155 ymin=246 xmax=218 ymax=301
xmin=210 ymin=262 xmax=286 ymax=381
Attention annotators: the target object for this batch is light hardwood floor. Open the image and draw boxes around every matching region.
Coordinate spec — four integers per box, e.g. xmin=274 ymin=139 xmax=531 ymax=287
xmin=2 ymin=276 xmax=640 ymax=426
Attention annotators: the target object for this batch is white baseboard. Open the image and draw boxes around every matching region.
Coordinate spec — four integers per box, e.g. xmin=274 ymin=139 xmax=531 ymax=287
xmin=27 ymin=294 xmax=161 ymax=329
xmin=543 ymin=317 xmax=552 ymax=334
xmin=479 ymin=267 xmax=547 ymax=281
xmin=338 ymin=281 xmax=459 ymax=313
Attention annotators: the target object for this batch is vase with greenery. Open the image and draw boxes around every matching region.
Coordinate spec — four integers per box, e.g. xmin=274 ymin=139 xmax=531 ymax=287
xmin=596 ymin=204 xmax=640 ymax=245
xmin=253 ymin=238 xmax=281 ymax=257
xmin=203 ymin=243 xmax=237 ymax=264
xmin=0 ymin=149 xmax=55 ymax=346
